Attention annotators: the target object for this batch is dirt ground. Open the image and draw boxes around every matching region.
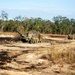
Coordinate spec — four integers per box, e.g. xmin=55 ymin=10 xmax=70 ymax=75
xmin=0 ymin=41 xmax=75 ymax=75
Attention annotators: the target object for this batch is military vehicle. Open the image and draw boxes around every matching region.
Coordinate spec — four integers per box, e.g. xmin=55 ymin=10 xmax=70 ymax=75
xmin=17 ymin=30 xmax=41 ymax=43
xmin=0 ymin=30 xmax=41 ymax=44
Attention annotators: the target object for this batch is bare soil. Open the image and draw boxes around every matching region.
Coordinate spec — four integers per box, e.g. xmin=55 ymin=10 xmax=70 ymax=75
xmin=0 ymin=41 xmax=75 ymax=75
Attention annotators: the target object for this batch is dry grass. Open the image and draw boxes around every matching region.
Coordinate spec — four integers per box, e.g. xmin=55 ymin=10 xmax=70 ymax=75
xmin=0 ymin=32 xmax=21 ymax=39
xmin=45 ymin=45 xmax=75 ymax=64
xmin=0 ymin=42 xmax=75 ymax=75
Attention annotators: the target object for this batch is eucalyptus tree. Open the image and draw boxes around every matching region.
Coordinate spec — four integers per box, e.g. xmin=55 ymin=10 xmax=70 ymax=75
xmin=0 ymin=11 xmax=8 ymax=31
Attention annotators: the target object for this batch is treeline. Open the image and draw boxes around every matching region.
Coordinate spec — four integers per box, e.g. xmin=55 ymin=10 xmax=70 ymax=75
xmin=0 ymin=11 xmax=75 ymax=34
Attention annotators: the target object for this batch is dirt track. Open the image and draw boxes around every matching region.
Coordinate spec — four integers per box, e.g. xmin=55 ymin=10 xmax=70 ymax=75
xmin=0 ymin=42 xmax=75 ymax=75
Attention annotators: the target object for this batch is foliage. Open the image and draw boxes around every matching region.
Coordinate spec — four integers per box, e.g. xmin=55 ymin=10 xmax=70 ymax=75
xmin=0 ymin=11 xmax=75 ymax=34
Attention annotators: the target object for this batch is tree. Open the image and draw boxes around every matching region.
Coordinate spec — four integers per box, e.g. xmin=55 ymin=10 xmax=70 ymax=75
xmin=53 ymin=16 xmax=73 ymax=34
xmin=0 ymin=11 xmax=8 ymax=31
xmin=0 ymin=11 xmax=8 ymax=20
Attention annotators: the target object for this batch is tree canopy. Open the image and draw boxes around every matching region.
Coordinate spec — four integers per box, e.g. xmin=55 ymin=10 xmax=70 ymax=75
xmin=0 ymin=11 xmax=75 ymax=35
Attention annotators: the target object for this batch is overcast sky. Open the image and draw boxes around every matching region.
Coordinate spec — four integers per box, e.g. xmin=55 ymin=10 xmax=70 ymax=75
xmin=0 ymin=0 xmax=75 ymax=20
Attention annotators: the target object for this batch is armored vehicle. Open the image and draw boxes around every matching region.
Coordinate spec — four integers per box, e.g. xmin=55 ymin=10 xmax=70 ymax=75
xmin=17 ymin=30 xmax=41 ymax=43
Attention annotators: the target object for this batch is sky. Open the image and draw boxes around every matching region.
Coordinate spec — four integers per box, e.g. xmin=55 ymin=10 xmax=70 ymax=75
xmin=0 ymin=0 xmax=75 ymax=20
